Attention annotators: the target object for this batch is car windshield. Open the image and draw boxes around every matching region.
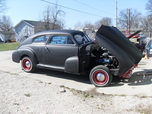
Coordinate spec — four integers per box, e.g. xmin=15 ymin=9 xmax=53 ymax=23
xmin=74 ymin=34 xmax=91 ymax=45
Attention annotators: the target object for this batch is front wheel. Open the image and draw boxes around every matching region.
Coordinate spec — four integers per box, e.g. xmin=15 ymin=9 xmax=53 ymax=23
xmin=89 ymin=65 xmax=112 ymax=87
xmin=21 ymin=57 xmax=35 ymax=73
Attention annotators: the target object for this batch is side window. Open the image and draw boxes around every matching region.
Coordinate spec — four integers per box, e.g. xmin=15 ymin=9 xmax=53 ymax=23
xmin=32 ymin=35 xmax=49 ymax=43
xmin=49 ymin=36 xmax=74 ymax=44
xmin=74 ymin=34 xmax=90 ymax=44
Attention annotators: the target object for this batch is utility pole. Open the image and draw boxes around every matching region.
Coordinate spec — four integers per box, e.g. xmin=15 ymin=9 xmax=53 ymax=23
xmin=116 ymin=1 xmax=118 ymax=28
xmin=127 ymin=8 xmax=130 ymax=34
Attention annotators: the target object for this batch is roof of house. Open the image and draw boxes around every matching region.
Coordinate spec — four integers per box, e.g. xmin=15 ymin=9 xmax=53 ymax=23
xmin=14 ymin=20 xmax=45 ymax=29
xmin=24 ymin=20 xmax=44 ymax=26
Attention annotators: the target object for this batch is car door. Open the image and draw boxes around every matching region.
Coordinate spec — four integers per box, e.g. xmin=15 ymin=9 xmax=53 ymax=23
xmin=44 ymin=35 xmax=78 ymax=69
xmin=30 ymin=35 xmax=49 ymax=64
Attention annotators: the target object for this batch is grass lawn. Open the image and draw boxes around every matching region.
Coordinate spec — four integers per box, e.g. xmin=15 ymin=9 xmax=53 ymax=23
xmin=0 ymin=42 xmax=20 ymax=51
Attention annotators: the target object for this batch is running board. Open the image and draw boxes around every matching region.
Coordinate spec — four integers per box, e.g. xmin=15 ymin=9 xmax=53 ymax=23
xmin=37 ymin=64 xmax=64 ymax=71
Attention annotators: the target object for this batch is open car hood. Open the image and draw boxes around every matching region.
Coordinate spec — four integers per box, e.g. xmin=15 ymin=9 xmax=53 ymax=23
xmin=95 ymin=25 xmax=142 ymax=76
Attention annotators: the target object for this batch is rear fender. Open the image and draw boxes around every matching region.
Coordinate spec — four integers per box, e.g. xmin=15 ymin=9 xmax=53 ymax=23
xmin=64 ymin=56 xmax=79 ymax=73
xmin=17 ymin=49 xmax=38 ymax=64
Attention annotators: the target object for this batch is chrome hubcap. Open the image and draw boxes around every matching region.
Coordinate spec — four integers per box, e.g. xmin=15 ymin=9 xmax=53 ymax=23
xmin=25 ymin=61 xmax=31 ymax=68
xmin=96 ymin=73 xmax=105 ymax=81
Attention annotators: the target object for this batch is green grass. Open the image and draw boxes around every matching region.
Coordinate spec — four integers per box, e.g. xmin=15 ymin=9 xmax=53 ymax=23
xmin=0 ymin=43 xmax=20 ymax=51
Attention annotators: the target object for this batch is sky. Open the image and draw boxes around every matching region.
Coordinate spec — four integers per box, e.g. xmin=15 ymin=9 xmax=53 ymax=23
xmin=4 ymin=0 xmax=149 ymax=29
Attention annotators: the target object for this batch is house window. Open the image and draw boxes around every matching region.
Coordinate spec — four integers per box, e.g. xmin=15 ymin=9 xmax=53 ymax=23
xmin=49 ymin=36 xmax=74 ymax=44
xmin=32 ymin=35 xmax=49 ymax=43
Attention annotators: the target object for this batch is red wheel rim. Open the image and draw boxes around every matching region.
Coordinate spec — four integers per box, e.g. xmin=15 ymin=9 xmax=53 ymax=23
xmin=93 ymin=70 xmax=109 ymax=85
xmin=22 ymin=59 xmax=32 ymax=71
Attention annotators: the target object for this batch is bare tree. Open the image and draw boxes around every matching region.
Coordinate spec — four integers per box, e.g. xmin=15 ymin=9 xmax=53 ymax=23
xmin=42 ymin=6 xmax=51 ymax=30
xmin=140 ymin=16 xmax=149 ymax=32
xmin=118 ymin=8 xmax=141 ymax=32
xmin=147 ymin=15 xmax=152 ymax=31
xmin=0 ymin=0 xmax=6 ymax=14
xmin=74 ymin=18 xmax=112 ymax=30
xmin=146 ymin=0 xmax=152 ymax=14
xmin=0 ymin=15 xmax=13 ymax=31
xmin=74 ymin=21 xmax=95 ymax=30
xmin=140 ymin=15 xmax=152 ymax=32
xmin=145 ymin=0 xmax=152 ymax=34
xmin=95 ymin=17 xmax=112 ymax=29
xmin=74 ymin=21 xmax=84 ymax=29
xmin=83 ymin=21 xmax=94 ymax=29
xmin=58 ymin=19 xmax=66 ymax=29
xmin=41 ymin=4 xmax=65 ymax=30
xmin=51 ymin=4 xmax=65 ymax=29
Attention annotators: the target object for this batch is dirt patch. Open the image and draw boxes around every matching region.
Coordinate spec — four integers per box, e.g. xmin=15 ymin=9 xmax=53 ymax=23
xmin=0 ymin=71 xmax=152 ymax=114
xmin=135 ymin=104 xmax=152 ymax=114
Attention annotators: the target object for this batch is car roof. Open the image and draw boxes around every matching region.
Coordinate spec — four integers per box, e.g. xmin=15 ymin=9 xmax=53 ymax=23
xmin=20 ymin=30 xmax=85 ymax=46
xmin=34 ymin=30 xmax=84 ymax=36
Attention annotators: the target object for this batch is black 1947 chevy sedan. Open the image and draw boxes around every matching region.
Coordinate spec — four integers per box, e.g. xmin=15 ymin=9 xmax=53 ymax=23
xmin=12 ymin=25 xmax=142 ymax=87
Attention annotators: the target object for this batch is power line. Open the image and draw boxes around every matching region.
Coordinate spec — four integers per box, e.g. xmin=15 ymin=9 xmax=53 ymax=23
xmin=73 ymin=0 xmax=96 ymax=9
xmin=73 ymin=0 xmax=115 ymax=16
xmin=41 ymin=0 xmax=103 ymax=18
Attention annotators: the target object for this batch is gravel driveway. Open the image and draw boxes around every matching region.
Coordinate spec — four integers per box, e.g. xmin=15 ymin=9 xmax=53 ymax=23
xmin=0 ymin=51 xmax=152 ymax=114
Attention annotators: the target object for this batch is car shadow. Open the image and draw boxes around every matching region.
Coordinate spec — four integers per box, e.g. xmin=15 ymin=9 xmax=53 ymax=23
xmin=110 ymin=69 xmax=152 ymax=87
xmin=34 ymin=68 xmax=152 ymax=87
xmin=35 ymin=68 xmax=91 ymax=84
xmin=128 ymin=69 xmax=152 ymax=86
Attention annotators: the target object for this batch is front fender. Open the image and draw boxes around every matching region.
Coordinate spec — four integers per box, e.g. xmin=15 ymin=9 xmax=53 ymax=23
xmin=12 ymin=50 xmax=20 ymax=63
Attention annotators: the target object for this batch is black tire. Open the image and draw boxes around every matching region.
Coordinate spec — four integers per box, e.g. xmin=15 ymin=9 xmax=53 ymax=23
xmin=89 ymin=65 xmax=112 ymax=87
xmin=21 ymin=57 xmax=36 ymax=73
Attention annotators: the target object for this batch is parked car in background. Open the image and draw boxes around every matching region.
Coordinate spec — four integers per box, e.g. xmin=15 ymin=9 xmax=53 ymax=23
xmin=138 ymin=34 xmax=148 ymax=44
xmin=126 ymin=31 xmax=147 ymax=53
xmin=126 ymin=34 xmax=139 ymax=38
xmin=12 ymin=25 xmax=142 ymax=87
xmin=136 ymin=34 xmax=149 ymax=53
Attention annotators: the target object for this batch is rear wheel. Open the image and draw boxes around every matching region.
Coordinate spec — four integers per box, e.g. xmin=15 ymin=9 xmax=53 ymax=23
xmin=89 ymin=65 xmax=112 ymax=87
xmin=21 ymin=57 xmax=35 ymax=73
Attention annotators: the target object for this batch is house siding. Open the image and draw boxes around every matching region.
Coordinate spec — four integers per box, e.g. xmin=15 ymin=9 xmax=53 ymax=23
xmin=15 ymin=20 xmax=61 ymax=42
xmin=15 ymin=22 xmax=34 ymax=42
xmin=0 ymin=32 xmax=15 ymax=42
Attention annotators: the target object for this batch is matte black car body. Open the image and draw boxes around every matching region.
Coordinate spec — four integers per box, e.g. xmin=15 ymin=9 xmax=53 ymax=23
xmin=12 ymin=25 xmax=142 ymax=87
xmin=12 ymin=30 xmax=93 ymax=74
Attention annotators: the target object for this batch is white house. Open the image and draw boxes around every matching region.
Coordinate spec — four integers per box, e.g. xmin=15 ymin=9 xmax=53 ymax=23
xmin=0 ymin=31 xmax=15 ymax=43
xmin=14 ymin=20 xmax=48 ymax=42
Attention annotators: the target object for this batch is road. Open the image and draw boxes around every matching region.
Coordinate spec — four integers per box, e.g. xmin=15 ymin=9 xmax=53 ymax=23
xmin=0 ymin=50 xmax=152 ymax=97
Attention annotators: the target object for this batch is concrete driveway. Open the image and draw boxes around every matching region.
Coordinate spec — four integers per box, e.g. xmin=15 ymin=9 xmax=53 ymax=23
xmin=0 ymin=50 xmax=152 ymax=97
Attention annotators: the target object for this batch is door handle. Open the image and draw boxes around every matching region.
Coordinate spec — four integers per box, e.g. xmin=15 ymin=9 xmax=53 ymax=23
xmin=45 ymin=47 xmax=51 ymax=53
